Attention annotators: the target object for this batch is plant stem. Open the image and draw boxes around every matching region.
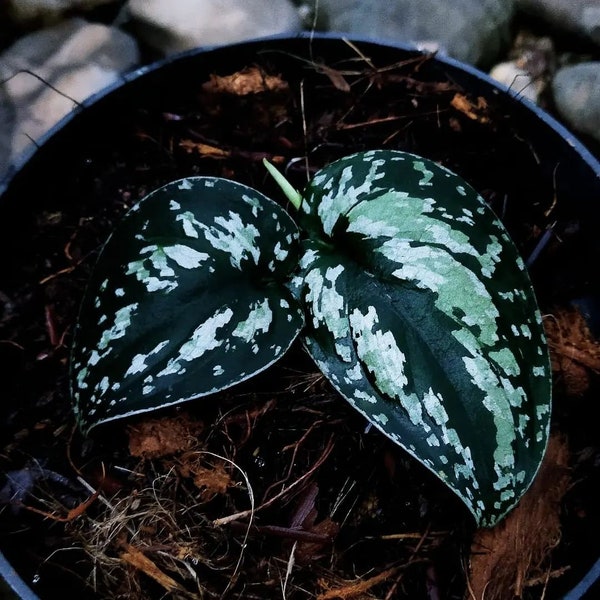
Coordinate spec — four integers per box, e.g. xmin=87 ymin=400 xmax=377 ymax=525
xmin=263 ymin=159 xmax=303 ymax=210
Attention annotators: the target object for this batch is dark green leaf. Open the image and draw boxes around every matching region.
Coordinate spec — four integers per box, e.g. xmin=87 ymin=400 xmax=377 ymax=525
xmin=294 ymin=150 xmax=551 ymax=527
xmin=71 ymin=177 xmax=303 ymax=433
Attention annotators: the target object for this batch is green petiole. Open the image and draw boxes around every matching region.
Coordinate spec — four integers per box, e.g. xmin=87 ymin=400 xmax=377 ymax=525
xmin=263 ymin=158 xmax=303 ymax=210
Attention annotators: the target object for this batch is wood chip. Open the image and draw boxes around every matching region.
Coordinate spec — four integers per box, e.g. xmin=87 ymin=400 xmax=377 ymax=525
xmin=450 ymin=93 xmax=490 ymax=123
xmin=120 ymin=543 xmax=184 ymax=594
xmin=202 ymin=66 xmax=289 ymax=95
xmin=178 ymin=140 xmax=230 ymax=157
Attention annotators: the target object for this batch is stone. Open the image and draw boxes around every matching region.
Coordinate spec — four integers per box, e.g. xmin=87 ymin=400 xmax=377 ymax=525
xmin=313 ymin=0 xmax=516 ymax=67
xmin=551 ymin=62 xmax=600 ymax=144
xmin=489 ymin=60 xmax=541 ymax=104
xmin=6 ymin=0 xmax=116 ymax=25
xmin=515 ymin=0 xmax=600 ymax=46
xmin=126 ymin=0 xmax=303 ymax=56
xmin=0 ymin=18 xmax=140 ymax=178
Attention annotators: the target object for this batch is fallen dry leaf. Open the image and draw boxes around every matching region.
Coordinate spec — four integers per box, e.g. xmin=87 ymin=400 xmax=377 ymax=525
xmin=295 ymin=517 xmax=340 ymax=565
xmin=285 ymin=483 xmax=339 ymax=564
xmin=316 ymin=63 xmax=351 ymax=92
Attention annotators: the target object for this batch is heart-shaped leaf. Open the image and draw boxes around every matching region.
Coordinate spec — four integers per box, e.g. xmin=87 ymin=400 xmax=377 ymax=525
xmin=293 ymin=150 xmax=551 ymax=527
xmin=71 ymin=177 xmax=303 ymax=433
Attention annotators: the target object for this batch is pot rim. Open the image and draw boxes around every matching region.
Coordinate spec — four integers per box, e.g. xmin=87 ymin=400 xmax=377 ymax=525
xmin=0 ymin=551 xmax=39 ymax=600
xmin=1 ymin=30 xmax=599 ymax=195
xmin=1 ymin=30 xmax=599 ymax=600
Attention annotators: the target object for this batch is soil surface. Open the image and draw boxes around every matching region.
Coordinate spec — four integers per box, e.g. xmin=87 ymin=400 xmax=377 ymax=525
xmin=1 ymin=37 xmax=600 ymax=599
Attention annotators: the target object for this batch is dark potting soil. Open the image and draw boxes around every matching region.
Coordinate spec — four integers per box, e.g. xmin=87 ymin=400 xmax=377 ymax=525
xmin=1 ymin=38 xmax=600 ymax=599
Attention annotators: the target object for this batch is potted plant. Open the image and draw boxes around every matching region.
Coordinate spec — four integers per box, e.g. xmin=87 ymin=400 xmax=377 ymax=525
xmin=1 ymin=32 xmax=600 ymax=600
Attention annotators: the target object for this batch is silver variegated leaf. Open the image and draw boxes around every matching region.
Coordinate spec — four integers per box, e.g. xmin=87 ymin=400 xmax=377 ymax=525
xmin=294 ymin=150 xmax=551 ymax=527
xmin=71 ymin=177 xmax=303 ymax=433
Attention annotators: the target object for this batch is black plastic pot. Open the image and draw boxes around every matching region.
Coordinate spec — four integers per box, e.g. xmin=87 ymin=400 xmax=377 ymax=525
xmin=1 ymin=32 xmax=600 ymax=600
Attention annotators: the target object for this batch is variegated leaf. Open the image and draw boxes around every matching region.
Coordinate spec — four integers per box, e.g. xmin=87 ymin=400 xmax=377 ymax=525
xmin=71 ymin=177 xmax=303 ymax=433
xmin=293 ymin=150 xmax=551 ymax=527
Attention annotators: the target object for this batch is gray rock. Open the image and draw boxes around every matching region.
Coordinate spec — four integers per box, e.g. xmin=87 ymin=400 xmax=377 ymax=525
xmin=313 ymin=0 xmax=516 ymax=67
xmin=0 ymin=18 xmax=140 ymax=177
xmin=489 ymin=30 xmax=556 ymax=107
xmin=127 ymin=0 xmax=303 ymax=56
xmin=515 ymin=0 xmax=600 ymax=46
xmin=551 ymin=62 xmax=600 ymax=143
xmin=489 ymin=60 xmax=541 ymax=103
xmin=6 ymin=0 xmax=116 ymax=25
